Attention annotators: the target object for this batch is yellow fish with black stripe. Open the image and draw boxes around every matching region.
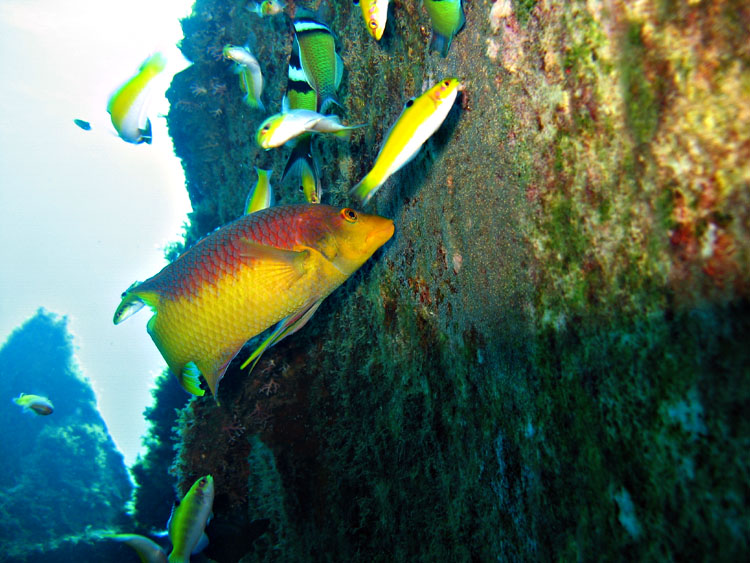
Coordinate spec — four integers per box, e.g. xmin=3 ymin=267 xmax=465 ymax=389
xmin=351 ymin=78 xmax=461 ymax=205
xmin=114 ymin=204 xmax=394 ymax=398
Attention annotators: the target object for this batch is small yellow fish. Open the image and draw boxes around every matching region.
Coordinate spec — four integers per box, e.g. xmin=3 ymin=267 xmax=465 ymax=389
xmin=13 ymin=393 xmax=53 ymax=415
xmin=105 ymin=534 xmax=167 ymax=563
xmin=107 ymin=53 xmax=167 ymax=144
xmin=167 ymin=476 xmax=214 ymax=563
xmin=358 ymin=0 xmax=389 ymax=41
xmin=248 ymin=0 xmax=285 ymax=17
xmin=245 ymin=168 xmax=274 ymax=214
xmin=351 ymin=78 xmax=461 ymax=205
xmin=256 ymin=109 xmax=364 ymax=150
xmin=114 ymin=205 xmax=394 ymax=397
xmin=223 ymin=45 xmax=264 ymax=110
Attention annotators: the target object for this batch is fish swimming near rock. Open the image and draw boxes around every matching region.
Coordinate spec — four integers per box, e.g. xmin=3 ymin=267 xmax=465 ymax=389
xmin=351 ymin=78 xmax=461 ymax=205
xmin=223 ymin=45 xmax=264 ymax=109
xmin=114 ymin=204 xmax=394 ymax=397
xmin=357 ymin=0 xmax=389 ymax=41
xmin=167 ymin=475 xmax=214 ymax=563
xmin=292 ymin=10 xmax=343 ymax=113
xmin=247 ymin=0 xmax=285 ymax=17
xmin=107 ymin=52 xmax=168 ymax=144
xmin=245 ymin=168 xmax=274 ymax=214
xmin=13 ymin=393 xmax=53 ymax=415
xmin=105 ymin=534 xmax=167 ymax=563
xmin=256 ymin=109 xmax=364 ymax=150
xmin=423 ymin=0 xmax=465 ymax=57
xmin=282 ymin=37 xmax=322 ymax=204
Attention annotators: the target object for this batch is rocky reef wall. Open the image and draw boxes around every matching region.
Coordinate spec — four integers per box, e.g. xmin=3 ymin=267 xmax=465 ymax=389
xmin=0 ymin=310 xmax=134 ymax=561
xmin=154 ymin=0 xmax=749 ymax=560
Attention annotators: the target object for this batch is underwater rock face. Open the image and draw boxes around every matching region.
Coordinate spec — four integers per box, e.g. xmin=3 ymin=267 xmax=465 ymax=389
xmin=0 ymin=309 xmax=133 ymax=561
xmin=158 ymin=0 xmax=749 ymax=560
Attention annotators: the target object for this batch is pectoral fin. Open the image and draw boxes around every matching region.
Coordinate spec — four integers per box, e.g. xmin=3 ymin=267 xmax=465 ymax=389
xmin=237 ymin=239 xmax=311 ymax=287
xmin=240 ymin=299 xmax=323 ymax=373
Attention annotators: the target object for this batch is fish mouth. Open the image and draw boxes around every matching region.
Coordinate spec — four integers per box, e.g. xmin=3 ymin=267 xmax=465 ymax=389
xmin=366 ymin=219 xmax=395 ymax=247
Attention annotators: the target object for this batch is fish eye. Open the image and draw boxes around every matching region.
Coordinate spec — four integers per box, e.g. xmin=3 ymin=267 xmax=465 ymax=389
xmin=341 ymin=208 xmax=358 ymax=222
xmin=444 ymin=80 xmax=450 ymax=86
xmin=261 ymin=125 xmax=270 ymax=133
xmin=369 ymin=20 xmax=377 ymax=29
xmin=405 ymin=98 xmax=414 ymax=108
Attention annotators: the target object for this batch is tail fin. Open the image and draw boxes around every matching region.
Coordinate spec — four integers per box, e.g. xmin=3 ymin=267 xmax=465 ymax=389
xmin=349 ymin=171 xmax=381 ymax=206
xmin=319 ymin=96 xmax=343 ymax=114
xmin=113 ymin=291 xmax=146 ymax=324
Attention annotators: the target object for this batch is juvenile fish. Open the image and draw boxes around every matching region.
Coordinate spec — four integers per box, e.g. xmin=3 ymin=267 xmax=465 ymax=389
xmin=424 ymin=0 xmax=465 ymax=57
xmin=358 ymin=0 xmax=389 ymax=41
xmin=167 ymin=475 xmax=214 ymax=563
xmin=13 ymin=393 xmax=54 ymax=415
xmin=245 ymin=168 xmax=274 ymax=214
xmin=351 ymin=78 xmax=461 ymax=205
xmin=107 ymin=53 xmax=167 ymax=144
xmin=256 ymin=109 xmax=364 ymax=150
xmin=247 ymin=0 xmax=285 ymax=17
xmin=114 ymin=205 xmax=394 ymax=397
xmin=282 ymin=38 xmax=322 ymax=204
xmin=223 ymin=45 xmax=264 ymax=110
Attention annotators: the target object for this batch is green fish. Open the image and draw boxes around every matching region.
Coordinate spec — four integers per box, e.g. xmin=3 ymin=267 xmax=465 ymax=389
xmin=245 ymin=168 xmax=274 ymax=214
xmin=282 ymin=38 xmax=322 ymax=204
xmin=423 ymin=0 xmax=465 ymax=57
xmin=167 ymin=475 xmax=214 ymax=563
xmin=293 ymin=11 xmax=344 ymax=113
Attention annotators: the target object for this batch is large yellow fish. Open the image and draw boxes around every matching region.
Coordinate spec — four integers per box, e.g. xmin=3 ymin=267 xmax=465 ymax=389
xmin=114 ymin=205 xmax=394 ymax=397
xmin=107 ymin=53 xmax=168 ymax=144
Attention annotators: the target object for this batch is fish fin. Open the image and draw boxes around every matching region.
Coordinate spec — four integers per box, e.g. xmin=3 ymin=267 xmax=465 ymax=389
xmin=180 ymin=362 xmax=206 ymax=397
xmin=237 ymin=239 xmax=309 ymax=275
xmin=192 ymin=532 xmax=209 ymax=555
xmin=244 ymin=93 xmax=265 ymax=111
xmin=319 ymin=96 xmax=343 ymax=115
xmin=334 ymin=52 xmax=344 ymax=90
xmin=350 ymin=172 xmax=382 ymax=205
xmin=240 ymin=299 xmax=323 ymax=372
xmin=140 ymin=118 xmax=153 ymax=144
xmin=430 ymin=31 xmax=449 ymax=57
xmin=281 ymin=94 xmax=291 ymax=113
xmin=113 ymin=291 xmax=148 ymax=324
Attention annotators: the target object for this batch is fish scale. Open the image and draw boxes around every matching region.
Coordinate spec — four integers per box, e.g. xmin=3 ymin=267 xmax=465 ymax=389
xmin=116 ymin=204 xmax=394 ymax=397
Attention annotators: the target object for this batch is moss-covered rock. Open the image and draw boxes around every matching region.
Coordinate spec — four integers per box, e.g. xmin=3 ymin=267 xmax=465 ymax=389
xmin=147 ymin=0 xmax=750 ymax=560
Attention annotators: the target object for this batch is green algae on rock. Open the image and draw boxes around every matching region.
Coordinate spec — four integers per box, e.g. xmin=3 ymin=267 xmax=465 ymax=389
xmin=135 ymin=0 xmax=750 ymax=560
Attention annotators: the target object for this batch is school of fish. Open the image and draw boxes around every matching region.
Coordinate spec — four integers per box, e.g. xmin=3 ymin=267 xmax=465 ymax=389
xmin=111 ymin=3 xmax=465 ymax=401
xmin=61 ymin=3 xmax=469 ymax=548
